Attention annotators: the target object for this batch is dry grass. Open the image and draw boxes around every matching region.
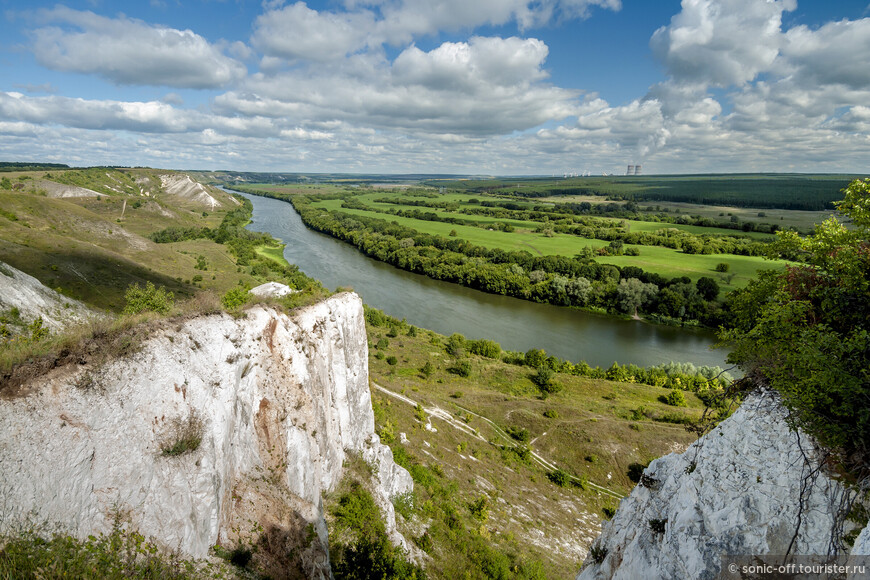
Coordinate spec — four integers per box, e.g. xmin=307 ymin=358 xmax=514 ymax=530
xmin=160 ymin=411 xmax=205 ymax=457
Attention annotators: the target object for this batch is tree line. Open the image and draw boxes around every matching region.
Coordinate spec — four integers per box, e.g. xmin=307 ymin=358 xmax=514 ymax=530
xmin=289 ymin=194 xmax=730 ymax=327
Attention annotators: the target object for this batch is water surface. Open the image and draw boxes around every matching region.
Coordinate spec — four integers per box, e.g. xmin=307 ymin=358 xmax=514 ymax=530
xmin=241 ymin=191 xmax=729 ymax=369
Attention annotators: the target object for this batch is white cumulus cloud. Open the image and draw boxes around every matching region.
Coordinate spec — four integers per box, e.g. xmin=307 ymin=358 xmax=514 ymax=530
xmin=30 ymin=6 xmax=246 ymax=89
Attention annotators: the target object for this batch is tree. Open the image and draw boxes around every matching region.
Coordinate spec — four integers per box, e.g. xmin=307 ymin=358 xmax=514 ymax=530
xmin=696 ymin=277 xmax=720 ymax=301
xmin=524 ymin=348 xmax=547 ymax=368
xmin=720 ymin=179 xmax=870 ymax=471
xmin=617 ymin=278 xmax=658 ymax=317
xmin=566 ymin=276 xmax=593 ymax=305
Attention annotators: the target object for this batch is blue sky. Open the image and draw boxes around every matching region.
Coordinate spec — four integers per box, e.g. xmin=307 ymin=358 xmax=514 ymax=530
xmin=1 ymin=0 xmax=869 ymax=174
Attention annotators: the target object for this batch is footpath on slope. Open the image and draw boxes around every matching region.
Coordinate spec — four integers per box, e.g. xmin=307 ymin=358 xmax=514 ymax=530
xmin=371 ymin=382 xmax=624 ymax=500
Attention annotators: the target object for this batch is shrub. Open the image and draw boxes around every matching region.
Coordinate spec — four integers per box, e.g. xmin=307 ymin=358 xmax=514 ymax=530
xmin=420 ymin=361 xmax=434 ymax=378
xmin=467 ymin=496 xmax=489 ymax=522
xmin=445 ymin=333 xmax=466 ymax=357
xmin=546 ymin=469 xmax=573 ymax=487
xmin=506 ymin=426 xmax=530 ymax=443
xmin=385 ymin=356 xmax=398 ymax=366
xmin=590 ymin=545 xmax=609 ymax=564
xmin=524 ymin=348 xmax=547 ymax=368
xmin=377 ymin=421 xmax=396 ymax=444
xmin=448 ymin=360 xmax=472 ymax=377
xmin=0 ymin=525 xmax=221 ymax=578
xmin=543 ymin=409 xmax=559 ymax=419
xmin=531 ymin=367 xmax=560 ymax=394
xmin=627 ymin=462 xmax=649 ymax=483
xmin=123 ymin=281 xmax=174 ymax=315
xmin=376 ymin=338 xmax=390 ymax=350
xmin=663 ymin=389 xmax=688 ymax=407
xmin=468 ymin=339 xmax=501 ymax=359
xmin=221 ymin=287 xmax=248 ymax=310
xmin=714 ymin=262 xmax=730 ymax=272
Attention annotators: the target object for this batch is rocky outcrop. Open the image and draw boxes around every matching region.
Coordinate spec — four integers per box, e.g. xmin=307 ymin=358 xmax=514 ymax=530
xmin=0 ymin=292 xmax=411 ymax=578
xmin=578 ymin=391 xmax=867 ymax=580
xmin=160 ymin=174 xmax=222 ymax=208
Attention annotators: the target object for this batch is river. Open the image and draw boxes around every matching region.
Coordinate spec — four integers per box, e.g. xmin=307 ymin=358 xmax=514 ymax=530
xmin=241 ymin=191 xmax=729 ymax=369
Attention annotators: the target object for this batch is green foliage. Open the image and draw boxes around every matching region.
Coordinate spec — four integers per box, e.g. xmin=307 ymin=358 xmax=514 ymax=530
xmin=445 ymin=333 xmax=466 ymax=357
xmin=543 ymin=409 xmax=559 ymax=419
xmin=695 ymin=276 xmax=720 ymax=301
xmin=721 ymin=179 xmax=870 ymax=469
xmin=386 ymin=355 xmax=398 ymax=366
xmin=376 ymin=338 xmax=390 ymax=350
xmin=663 ymin=389 xmax=688 ymax=407
xmin=220 ymin=287 xmax=249 ymax=311
xmin=467 ymin=338 xmax=501 ymax=358
xmin=590 ymin=545 xmax=609 ymax=563
xmin=617 ymin=277 xmax=658 ymax=315
xmin=467 ymin=496 xmax=489 ymax=522
xmin=123 ymin=281 xmax=174 ymax=315
xmin=448 ymin=360 xmax=472 ymax=378
xmin=627 ymin=462 xmax=649 ymax=483
xmin=414 ymin=403 xmax=427 ymax=422
xmin=420 ymin=360 xmax=434 ymax=378
xmin=715 ymin=262 xmax=730 ymax=272
xmin=546 ymin=469 xmax=580 ymax=488
xmin=377 ymin=421 xmax=396 ymax=445
xmin=524 ymin=348 xmax=547 ymax=368
xmin=0 ymin=525 xmax=225 ymax=579
xmin=506 ymin=426 xmax=530 ymax=443
xmin=531 ymin=367 xmax=560 ymax=394
xmin=330 ymin=483 xmax=426 ymax=580
xmin=364 ymin=305 xmax=387 ymax=327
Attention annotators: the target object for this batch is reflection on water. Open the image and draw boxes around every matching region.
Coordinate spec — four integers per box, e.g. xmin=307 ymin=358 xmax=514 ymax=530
xmin=240 ymin=191 xmax=729 ymax=369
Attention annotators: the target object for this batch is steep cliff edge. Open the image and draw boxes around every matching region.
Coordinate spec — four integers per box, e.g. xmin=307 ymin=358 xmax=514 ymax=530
xmin=578 ymin=390 xmax=869 ymax=580
xmin=0 ymin=292 xmax=412 ymax=578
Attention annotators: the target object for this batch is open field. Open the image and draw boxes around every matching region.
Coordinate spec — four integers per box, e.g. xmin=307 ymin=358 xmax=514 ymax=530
xmin=308 ymin=195 xmax=783 ymax=292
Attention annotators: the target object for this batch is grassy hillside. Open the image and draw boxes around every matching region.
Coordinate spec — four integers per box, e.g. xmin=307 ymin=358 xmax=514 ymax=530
xmin=362 ymin=312 xmax=718 ymax=578
xmin=0 ymin=169 xmax=308 ymax=311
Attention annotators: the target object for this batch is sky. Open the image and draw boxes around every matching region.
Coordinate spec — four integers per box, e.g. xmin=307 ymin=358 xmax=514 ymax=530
xmin=1 ymin=0 xmax=869 ymax=175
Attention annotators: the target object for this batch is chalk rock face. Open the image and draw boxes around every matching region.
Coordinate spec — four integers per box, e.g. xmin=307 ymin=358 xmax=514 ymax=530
xmin=0 ymin=293 xmax=411 ymax=577
xmin=578 ymin=391 xmax=859 ymax=580
xmin=250 ymin=281 xmax=298 ymax=298
xmin=160 ymin=174 xmax=222 ymax=208
xmin=0 ymin=260 xmax=97 ymax=330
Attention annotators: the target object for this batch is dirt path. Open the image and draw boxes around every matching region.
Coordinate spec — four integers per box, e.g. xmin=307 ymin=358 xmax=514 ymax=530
xmin=371 ymin=382 xmax=624 ymax=500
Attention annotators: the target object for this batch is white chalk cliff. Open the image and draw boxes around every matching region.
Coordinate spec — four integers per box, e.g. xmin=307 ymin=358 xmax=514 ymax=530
xmin=578 ymin=390 xmax=869 ymax=580
xmin=0 ymin=292 xmax=412 ymax=578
